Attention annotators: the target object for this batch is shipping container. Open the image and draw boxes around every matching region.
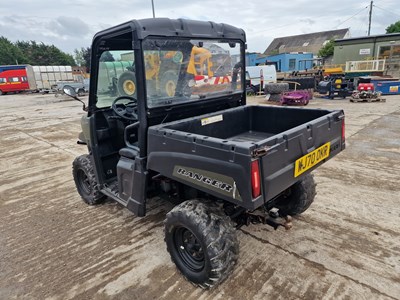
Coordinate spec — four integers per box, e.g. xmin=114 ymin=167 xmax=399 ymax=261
xmin=0 ymin=65 xmax=36 ymax=95
xmin=375 ymin=81 xmax=400 ymax=95
xmin=32 ymin=65 xmax=74 ymax=91
xmin=1 ymin=65 xmax=84 ymax=94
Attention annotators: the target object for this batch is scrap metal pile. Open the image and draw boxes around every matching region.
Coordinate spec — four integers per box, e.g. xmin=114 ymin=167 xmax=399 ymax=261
xmin=350 ymin=83 xmax=386 ymax=103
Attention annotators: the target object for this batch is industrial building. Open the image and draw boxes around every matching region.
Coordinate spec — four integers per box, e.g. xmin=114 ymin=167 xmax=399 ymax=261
xmin=333 ymin=32 xmax=400 ymax=63
xmin=243 ymin=52 xmax=313 ymax=72
xmin=242 ymin=28 xmax=349 ymax=72
xmin=264 ymin=28 xmax=350 ymax=56
xmin=333 ymin=32 xmax=400 ymax=77
xmin=260 ymin=53 xmax=314 ymax=72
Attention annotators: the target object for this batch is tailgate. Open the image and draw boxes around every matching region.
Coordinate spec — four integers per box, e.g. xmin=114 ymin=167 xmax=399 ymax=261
xmin=257 ymin=110 xmax=345 ymax=202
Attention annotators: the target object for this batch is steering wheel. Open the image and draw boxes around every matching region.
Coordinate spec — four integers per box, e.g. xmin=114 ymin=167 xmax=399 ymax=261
xmin=111 ymin=96 xmax=138 ymax=121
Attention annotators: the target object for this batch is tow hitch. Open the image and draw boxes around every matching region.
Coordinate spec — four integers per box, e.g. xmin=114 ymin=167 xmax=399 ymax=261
xmin=237 ymin=207 xmax=293 ymax=230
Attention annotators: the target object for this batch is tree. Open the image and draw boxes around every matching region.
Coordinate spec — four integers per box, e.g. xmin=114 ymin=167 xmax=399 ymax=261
xmin=1 ymin=36 xmax=76 ymax=66
xmin=386 ymin=21 xmax=400 ymax=34
xmin=74 ymin=47 xmax=91 ymax=71
xmin=0 ymin=37 xmax=27 ymax=65
xmin=318 ymin=39 xmax=335 ymax=58
xmin=14 ymin=40 xmax=75 ymax=65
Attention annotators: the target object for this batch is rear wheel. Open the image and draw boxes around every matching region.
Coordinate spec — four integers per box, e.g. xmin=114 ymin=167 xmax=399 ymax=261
xmin=164 ymin=200 xmax=238 ymax=288
xmin=273 ymin=174 xmax=316 ymax=216
xmin=77 ymin=88 xmax=85 ymax=96
xmin=72 ymin=154 xmax=105 ymax=205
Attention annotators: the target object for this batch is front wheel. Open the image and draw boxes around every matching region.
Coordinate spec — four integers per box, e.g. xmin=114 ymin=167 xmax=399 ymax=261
xmin=164 ymin=200 xmax=238 ymax=288
xmin=72 ymin=154 xmax=105 ymax=205
xmin=273 ymin=173 xmax=316 ymax=216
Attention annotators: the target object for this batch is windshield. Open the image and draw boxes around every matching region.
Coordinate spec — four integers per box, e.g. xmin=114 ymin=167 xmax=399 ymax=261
xmin=143 ymin=38 xmax=243 ymax=108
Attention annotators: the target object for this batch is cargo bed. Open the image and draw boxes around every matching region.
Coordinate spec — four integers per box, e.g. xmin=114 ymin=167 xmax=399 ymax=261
xmin=153 ymin=105 xmax=338 ymax=146
xmin=147 ymin=105 xmax=345 ymax=210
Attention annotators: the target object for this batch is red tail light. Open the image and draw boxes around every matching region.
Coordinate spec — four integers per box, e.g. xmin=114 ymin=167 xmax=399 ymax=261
xmin=251 ymin=160 xmax=261 ymax=198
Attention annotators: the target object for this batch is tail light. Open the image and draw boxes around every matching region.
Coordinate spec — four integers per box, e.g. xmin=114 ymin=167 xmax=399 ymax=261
xmin=251 ymin=160 xmax=261 ymax=198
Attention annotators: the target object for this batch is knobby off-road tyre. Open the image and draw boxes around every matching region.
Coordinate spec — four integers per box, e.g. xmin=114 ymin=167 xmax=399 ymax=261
xmin=274 ymin=173 xmax=316 ymax=216
xmin=160 ymin=70 xmax=179 ymax=97
xmin=269 ymin=93 xmax=281 ymax=102
xmin=264 ymin=82 xmax=289 ymax=94
xmin=117 ymin=71 xmax=137 ymax=98
xmin=164 ymin=200 xmax=239 ymax=288
xmin=72 ymin=154 xmax=105 ymax=205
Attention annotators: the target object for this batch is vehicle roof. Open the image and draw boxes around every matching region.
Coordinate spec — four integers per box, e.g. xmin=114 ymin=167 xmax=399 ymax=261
xmin=92 ymin=18 xmax=246 ymax=42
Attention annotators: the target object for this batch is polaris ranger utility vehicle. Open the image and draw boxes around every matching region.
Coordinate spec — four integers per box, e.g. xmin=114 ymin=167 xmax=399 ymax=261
xmin=69 ymin=18 xmax=345 ymax=288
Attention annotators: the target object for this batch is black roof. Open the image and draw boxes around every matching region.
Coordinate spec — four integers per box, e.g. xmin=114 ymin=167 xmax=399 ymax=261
xmin=93 ymin=18 xmax=246 ymax=42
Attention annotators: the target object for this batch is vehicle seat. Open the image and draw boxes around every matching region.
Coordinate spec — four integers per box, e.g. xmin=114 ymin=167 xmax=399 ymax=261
xmin=119 ymin=147 xmax=138 ymax=159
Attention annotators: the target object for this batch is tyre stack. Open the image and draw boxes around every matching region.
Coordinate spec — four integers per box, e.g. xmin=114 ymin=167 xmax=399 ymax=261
xmin=264 ymin=82 xmax=289 ymax=102
xmin=286 ymin=77 xmax=316 ymax=90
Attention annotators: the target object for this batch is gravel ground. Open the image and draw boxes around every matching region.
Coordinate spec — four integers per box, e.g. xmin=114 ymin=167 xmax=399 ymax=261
xmin=0 ymin=93 xmax=399 ymax=300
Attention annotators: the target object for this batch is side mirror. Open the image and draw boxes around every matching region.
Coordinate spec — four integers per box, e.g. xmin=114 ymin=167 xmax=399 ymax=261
xmin=63 ymin=85 xmax=77 ymax=97
xmin=63 ymin=85 xmax=87 ymax=112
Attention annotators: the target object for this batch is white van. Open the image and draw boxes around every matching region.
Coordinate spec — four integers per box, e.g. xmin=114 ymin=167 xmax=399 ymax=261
xmin=246 ymin=65 xmax=277 ymax=93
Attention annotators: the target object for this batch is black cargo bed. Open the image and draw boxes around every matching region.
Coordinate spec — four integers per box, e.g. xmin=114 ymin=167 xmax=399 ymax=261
xmin=228 ymin=131 xmax=274 ymax=143
xmin=154 ymin=105 xmax=333 ymax=146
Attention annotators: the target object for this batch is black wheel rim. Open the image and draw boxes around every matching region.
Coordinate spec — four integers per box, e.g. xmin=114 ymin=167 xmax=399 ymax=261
xmin=173 ymin=227 xmax=205 ymax=272
xmin=77 ymin=169 xmax=91 ymax=195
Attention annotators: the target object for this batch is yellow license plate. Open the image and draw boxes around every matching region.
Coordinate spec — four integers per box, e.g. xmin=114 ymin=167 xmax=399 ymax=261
xmin=294 ymin=142 xmax=330 ymax=177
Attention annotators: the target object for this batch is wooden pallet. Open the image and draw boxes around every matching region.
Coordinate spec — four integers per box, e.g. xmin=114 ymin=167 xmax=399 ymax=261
xmin=350 ymin=97 xmax=386 ymax=103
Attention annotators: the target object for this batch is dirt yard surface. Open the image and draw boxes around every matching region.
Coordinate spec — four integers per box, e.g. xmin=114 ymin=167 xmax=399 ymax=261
xmin=0 ymin=93 xmax=399 ymax=300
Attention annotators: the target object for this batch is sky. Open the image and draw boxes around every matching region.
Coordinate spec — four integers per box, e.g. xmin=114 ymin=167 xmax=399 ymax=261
xmin=1 ymin=0 xmax=399 ymax=57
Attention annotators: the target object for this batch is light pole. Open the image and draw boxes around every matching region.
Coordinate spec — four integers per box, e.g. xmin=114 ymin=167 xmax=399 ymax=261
xmin=151 ymin=0 xmax=155 ymax=18
xmin=368 ymin=1 xmax=373 ymax=36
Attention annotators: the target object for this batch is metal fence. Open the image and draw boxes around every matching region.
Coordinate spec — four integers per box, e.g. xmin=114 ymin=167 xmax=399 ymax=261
xmin=345 ymin=59 xmax=386 ymax=72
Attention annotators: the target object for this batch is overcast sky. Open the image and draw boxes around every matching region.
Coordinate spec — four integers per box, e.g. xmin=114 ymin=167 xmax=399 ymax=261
xmin=1 ymin=0 xmax=399 ymax=56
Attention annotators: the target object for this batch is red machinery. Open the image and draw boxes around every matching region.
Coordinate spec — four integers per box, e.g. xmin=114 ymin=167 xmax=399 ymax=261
xmin=358 ymin=83 xmax=374 ymax=92
xmin=351 ymin=82 xmax=384 ymax=102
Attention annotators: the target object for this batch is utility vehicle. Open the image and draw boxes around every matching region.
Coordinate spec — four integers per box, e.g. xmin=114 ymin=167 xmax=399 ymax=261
xmin=69 ymin=18 xmax=345 ymax=288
